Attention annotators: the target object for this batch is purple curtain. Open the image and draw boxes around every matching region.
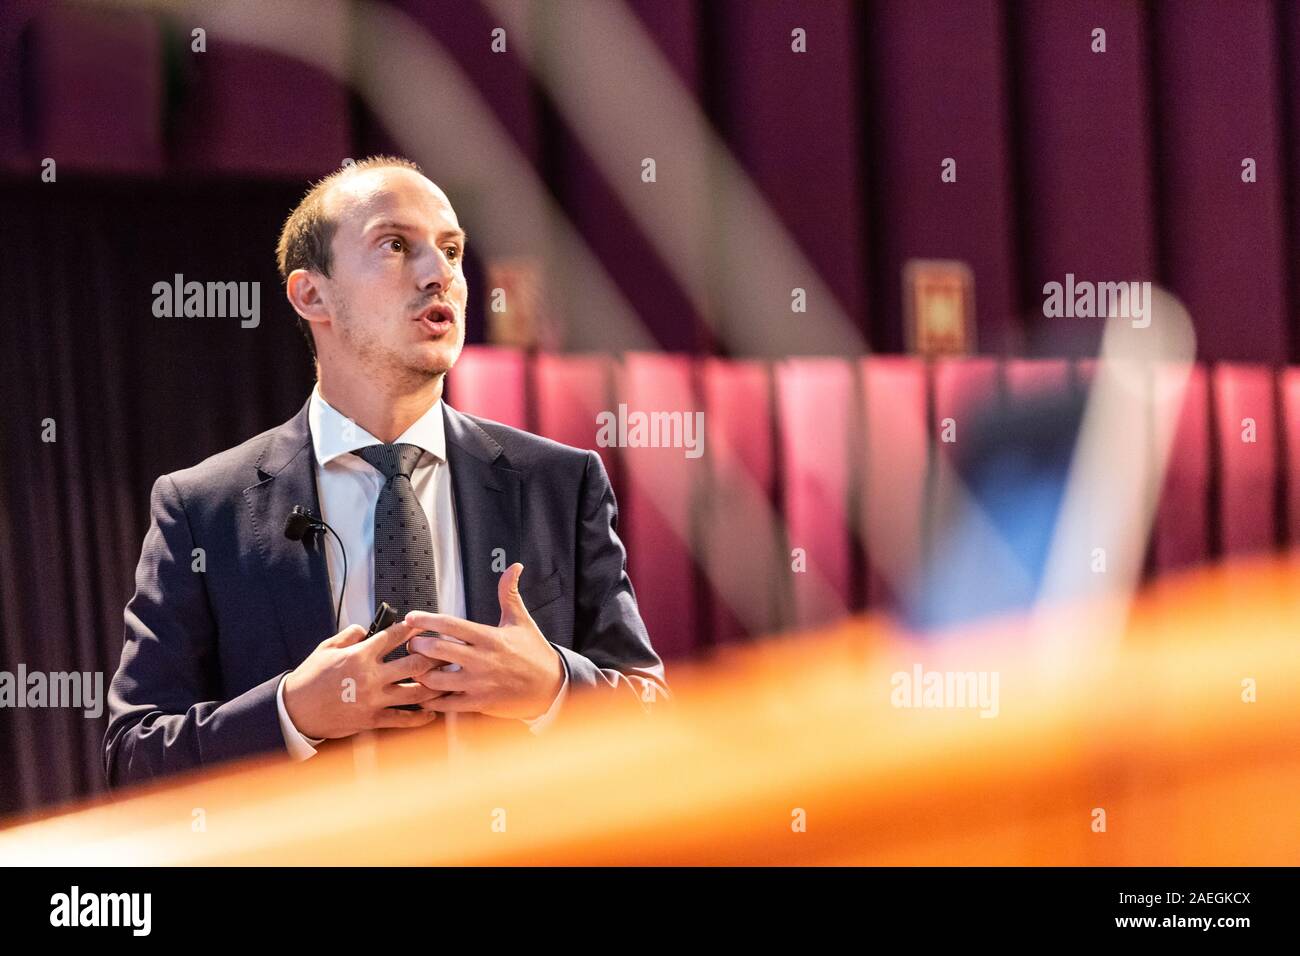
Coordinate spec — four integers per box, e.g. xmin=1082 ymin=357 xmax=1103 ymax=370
xmin=5 ymin=0 xmax=1300 ymax=816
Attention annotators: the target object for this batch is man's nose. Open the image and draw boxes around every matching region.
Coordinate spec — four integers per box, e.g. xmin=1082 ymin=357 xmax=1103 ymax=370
xmin=418 ymin=246 xmax=456 ymax=293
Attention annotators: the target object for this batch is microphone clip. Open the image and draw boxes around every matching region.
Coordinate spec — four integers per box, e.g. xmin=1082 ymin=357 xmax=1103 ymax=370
xmin=283 ymin=505 xmax=326 ymax=542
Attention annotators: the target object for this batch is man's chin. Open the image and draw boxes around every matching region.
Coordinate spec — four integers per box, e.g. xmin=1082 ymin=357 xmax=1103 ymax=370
xmin=408 ymin=340 xmax=463 ymax=378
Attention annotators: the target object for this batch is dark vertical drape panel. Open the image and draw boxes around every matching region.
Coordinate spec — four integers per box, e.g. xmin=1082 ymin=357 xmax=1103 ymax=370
xmin=5 ymin=0 xmax=1300 ymax=361
xmin=0 ymin=1 xmax=42 ymax=170
xmin=26 ymin=6 xmax=165 ymax=176
xmin=0 ymin=179 xmax=315 ymax=816
xmin=354 ymin=0 xmax=534 ymax=350
xmin=389 ymin=0 xmax=541 ymax=162
xmin=865 ymin=0 xmax=1020 ymax=354
xmin=169 ymin=41 xmax=351 ymax=177
xmin=1152 ymin=0 xmax=1289 ymax=362
xmin=1010 ymin=0 xmax=1157 ymax=356
xmin=537 ymin=0 xmax=706 ymax=353
xmin=711 ymin=0 xmax=868 ymax=350
xmin=1277 ymin=0 xmax=1300 ymax=365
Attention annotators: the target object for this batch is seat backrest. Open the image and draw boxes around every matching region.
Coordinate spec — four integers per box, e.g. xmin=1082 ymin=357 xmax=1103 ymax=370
xmin=1213 ymin=363 xmax=1278 ymax=557
xmin=776 ymin=358 xmax=855 ymax=629
xmin=933 ymin=357 xmax=1001 ymax=432
xmin=1003 ymin=358 xmax=1071 ymax=401
xmin=700 ymin=358 xmax=780 ymax=643
xmin=447 ymin=346 xmax=528 ymax=430
xmin=533 ymin=352 xmax=617 ymax=491
xmin=1152 ymin=364 xmax=1211 ymax=572
xmin=860 ymin=356 xmax=928 ymax=609
xmin=614 ymin=353 xmax=701 ymax=659
xmin=929 ymin=356 xmax=1002 ymax=552
xmin=1282 ymin=368 xmax=1300 ymax=548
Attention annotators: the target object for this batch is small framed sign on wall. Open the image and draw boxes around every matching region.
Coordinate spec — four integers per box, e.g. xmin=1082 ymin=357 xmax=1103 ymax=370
xmin=903 ymin=259 xmax=975 ymax=356
xmin=485 ymin=257 xmax=560 ymax=350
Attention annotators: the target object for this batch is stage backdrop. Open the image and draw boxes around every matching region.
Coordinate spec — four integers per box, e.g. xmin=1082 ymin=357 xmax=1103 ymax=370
xmin=6 ymin=0 xmax=1300 ymax=816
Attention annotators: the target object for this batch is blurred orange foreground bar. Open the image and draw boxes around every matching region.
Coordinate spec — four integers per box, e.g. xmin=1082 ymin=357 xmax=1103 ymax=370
xmin=2 ymin=557 xmax=1298 ymax=865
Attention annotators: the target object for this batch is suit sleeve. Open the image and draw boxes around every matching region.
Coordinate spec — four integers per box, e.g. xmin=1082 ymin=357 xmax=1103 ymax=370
xmin=557 ymin=451 xmax=671 ymax=715
xmin=103 ymin=474 xmax=287 ymax=788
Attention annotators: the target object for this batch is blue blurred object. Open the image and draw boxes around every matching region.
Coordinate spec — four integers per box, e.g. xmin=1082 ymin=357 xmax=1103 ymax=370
xmin=906 ymin=389 xmax=1087 ymax=632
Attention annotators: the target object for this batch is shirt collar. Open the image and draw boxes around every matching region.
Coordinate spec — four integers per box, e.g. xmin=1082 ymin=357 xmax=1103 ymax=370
xmin=308 ymin=383 xmax=446 ymax=468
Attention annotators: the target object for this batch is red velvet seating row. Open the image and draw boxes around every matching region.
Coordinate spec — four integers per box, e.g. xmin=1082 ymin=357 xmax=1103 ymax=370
xmin=449 ymin=347 xmax=1299 ymax=658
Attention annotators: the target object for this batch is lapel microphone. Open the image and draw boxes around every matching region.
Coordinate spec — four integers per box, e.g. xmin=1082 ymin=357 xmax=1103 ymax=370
xmin=283 ymin=505 xmax=348 ymax=632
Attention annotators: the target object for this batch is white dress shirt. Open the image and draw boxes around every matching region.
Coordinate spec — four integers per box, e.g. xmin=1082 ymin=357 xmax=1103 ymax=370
xmin=276 ymin=384 xmax=568 ymax=760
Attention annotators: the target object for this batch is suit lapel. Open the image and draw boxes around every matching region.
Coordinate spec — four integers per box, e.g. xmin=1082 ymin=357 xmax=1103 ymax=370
xmin=444 ymin=403 xmax=521 ymax=626
xmin=238 ymin=397 xmax=521 ymax=668
xmin=242 ymin=397 xmax=337 ymax=667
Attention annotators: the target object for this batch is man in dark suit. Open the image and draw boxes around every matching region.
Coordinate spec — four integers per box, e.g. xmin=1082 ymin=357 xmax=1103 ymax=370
xmin=104 ymin=156 xmax=668 ymax=787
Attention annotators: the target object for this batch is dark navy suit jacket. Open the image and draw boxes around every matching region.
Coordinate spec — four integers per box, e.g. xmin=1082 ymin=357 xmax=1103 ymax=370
xmin=104 ymin=397 xmax=669 ymax=787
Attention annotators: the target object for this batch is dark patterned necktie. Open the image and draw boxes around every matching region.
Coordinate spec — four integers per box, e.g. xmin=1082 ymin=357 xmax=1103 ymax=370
xmin=352 ymin=443 xmax=438 ymax=662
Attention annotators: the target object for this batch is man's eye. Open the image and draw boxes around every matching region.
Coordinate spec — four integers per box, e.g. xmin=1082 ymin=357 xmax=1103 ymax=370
xmin=384 ymin=238 xmax=405 ymax=253
xmin=444 ymin=246 xmax=461 ymax=262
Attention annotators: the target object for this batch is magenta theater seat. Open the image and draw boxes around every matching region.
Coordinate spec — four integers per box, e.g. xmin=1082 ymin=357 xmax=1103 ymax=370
xmin=1152 ymin=364 xmax=1210 ymax=572
xmin=928 ymin=356 xmax=1001 ymax=552
xmin=1282 ymin=368 xmax=1300 ymax=548
xmin=1003 ymin=358 xmax=1070 ymax=401
xmin=533 ymin=352 xmax=617 ymax=489
xmin=614 ymin=353 xmax=700 ymax=659
xmin=776 ymin=357 xmax=854 ymax=629
xmin=860 ymin=356 xmax=927 ymax=609
xmin=700 ymin=357 xmax=779 ymax=644
xmin=447 ymin=345 xmax=528 ymax=430
xmin=1213 ymin=363 xmax=1279 ymax=557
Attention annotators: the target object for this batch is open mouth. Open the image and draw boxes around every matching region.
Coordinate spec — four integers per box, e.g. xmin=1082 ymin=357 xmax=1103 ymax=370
xmin=416 ymin=303 xmax=456 ymax=337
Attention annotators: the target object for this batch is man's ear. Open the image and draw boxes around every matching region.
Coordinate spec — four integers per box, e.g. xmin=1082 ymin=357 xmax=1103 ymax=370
xmin=285 ymin=269 xmax=331 ymax=329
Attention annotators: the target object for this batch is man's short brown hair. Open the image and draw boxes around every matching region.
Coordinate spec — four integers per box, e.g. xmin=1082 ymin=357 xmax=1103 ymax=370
xmin=275 ymin=155 xmax=424 ymax=359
